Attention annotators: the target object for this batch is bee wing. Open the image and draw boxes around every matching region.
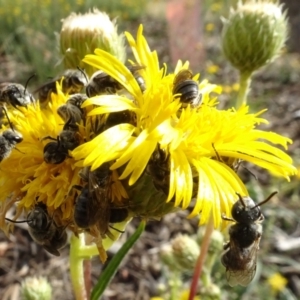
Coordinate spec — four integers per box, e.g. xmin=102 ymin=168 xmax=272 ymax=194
xmin=88 ymin=167 xmax=111 ymax=235
xmin=224 ymin=237 xmax=260 ymax=287
xmin=127 ymin=65 xmax=146 ymax=72
xmin=43 ymin=244 xmax=61 ymax=256
xmin=33 ymin=79 xmax=58 ymax=103
xmin=173 ymin=69 xmax=193 ymax=86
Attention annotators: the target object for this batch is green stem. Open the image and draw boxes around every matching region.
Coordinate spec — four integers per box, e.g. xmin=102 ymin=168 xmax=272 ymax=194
xmin=235 ymin=71 xmax=252 ymax=108
xmin=70 ymin=233 xmax=88 ymax=300
xmin=170 ymin=271 xmax=181 ymax=300
xmin=188 ymin=214 xmax=214 ymax=300
xmin=91 ymin=221 xmax=146 ymax=300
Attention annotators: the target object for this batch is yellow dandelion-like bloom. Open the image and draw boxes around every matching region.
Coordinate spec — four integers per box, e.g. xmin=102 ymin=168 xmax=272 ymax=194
xmin=72 ymin=24 xmax=296 ymax=228
xmin=0 ymin=83 xmax=81 ymax=227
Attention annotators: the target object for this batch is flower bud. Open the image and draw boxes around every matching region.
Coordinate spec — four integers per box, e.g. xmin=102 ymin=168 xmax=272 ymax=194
xmin=59 ymin=9 xmax=126 ymax=77
xmin=171 ymin=234 xmax=200 ymax=272
xmin=221 ymin=0 xmax=288 ymax=75
xmin=21 ymin=276 xmax=52 ymax=300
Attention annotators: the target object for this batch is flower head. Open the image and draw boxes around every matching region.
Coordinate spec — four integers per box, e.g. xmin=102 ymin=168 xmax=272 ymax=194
xmin=72 ymin=25 xmax=297 ymax=228
xmin=60 ymin=9 xmax=126 ymax=76
xmin=0 ymin=82 xmax=81 ymax=229
xmin=221 ymin=0 xmax=288 ymax=75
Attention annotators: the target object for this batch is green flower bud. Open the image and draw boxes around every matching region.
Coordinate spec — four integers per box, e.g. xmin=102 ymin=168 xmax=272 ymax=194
xmin=59 ymin=9 xmax=126 ymax=77
xmin=126 ymin=173 xmax=179 ymax=219
xmin=171 ymin=234 xmax=200 ymax=272
xmin=160 ymin=244 xmax=182 ymax=272
xmin=221 ymin=0 xmax=288 ymax=75
xmin=21 ymin=276 xmax=52 ymax=300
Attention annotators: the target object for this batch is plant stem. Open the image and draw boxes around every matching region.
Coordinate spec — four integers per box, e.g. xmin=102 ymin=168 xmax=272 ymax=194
xmin=70 ymin=233 xmax=88 ymax=300
xmin=236 ymin=71 xmax=252 ymax=108
xmin=188 ymin=213 xmax=214 ymax=300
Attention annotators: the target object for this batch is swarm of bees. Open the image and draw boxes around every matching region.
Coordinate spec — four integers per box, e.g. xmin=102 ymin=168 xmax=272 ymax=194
xmin=221 ymin=191 xmax=277 ymax=286
xmin=0 ymin=66 xmax=203 ymax=258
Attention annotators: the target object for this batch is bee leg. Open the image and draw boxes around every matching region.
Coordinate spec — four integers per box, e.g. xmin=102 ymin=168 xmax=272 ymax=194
xmin=41 ymin=136 xmax=57 ymax=142
xmin=221 ymin=213 xmax=235 ymax=222
xmin=109 ymin=225 xmax=125 ymax=234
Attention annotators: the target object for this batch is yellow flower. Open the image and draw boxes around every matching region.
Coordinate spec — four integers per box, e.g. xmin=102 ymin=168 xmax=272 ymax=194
xmin=72 ymin=24 xmax=297 ymax=228
xmin=0 ymin=82 xmax=81 ymax=228
xmin=268 ymin=272 xmax=288 ymax=294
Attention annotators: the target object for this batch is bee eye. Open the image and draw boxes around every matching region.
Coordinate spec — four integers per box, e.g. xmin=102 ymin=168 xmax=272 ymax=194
xmin=14 ymin=136 xmax=23 ymax=143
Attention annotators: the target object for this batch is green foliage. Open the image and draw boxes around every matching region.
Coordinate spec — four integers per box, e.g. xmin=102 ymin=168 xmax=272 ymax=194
xmin=0 ymin=0 xmax=147 ymax=83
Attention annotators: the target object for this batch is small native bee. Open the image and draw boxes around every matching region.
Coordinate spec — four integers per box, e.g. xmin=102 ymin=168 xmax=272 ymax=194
xmin=221 ymin=191 xmax=277 ymax=286
xmin=0 ymin=108 xmax=23 ymax=162
xmin=146 ymin=147 xmax=170 ymax=195
xmin=74 ymin=164 xmax=112 ymax=233
xmin=6 ymin=203 xmax=67 ymax=256
xmin=43 ymin=137 xmax=67 ymax=164
xmin=86 ymin=65 xmax=146 ymax=97
xmin=0 ymin=82 xmax=35 ymax=109
xmin=35 ymin=69 xmax=88 ymax=104
xmin=173 ymin=69 xmax=202 ymax=107
xmin=43 ymin=119 xmax=80 ymax=164
xmin=57 ymin=93 xmax=87 ymax=124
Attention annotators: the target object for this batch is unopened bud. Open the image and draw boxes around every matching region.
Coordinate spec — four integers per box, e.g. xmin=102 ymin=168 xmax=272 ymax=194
xmin=60 ymin=9 xmax=126 ymax=76
xmin=221 ymin=0 xmax=288 ymax=75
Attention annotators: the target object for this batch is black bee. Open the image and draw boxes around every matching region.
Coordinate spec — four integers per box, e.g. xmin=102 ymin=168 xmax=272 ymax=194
xmin=74 ymin=164 xmax=112 ymax=232
xmin=0 ymin=82 xmax=35 ymax=109
xmin=221 ymin=191 xmax=277 ymax=286
xmin=146 ymin=147 xmax=170 ymax=195
xmin=74 ymin=164 xmax=129 ymax=232
xmin=0 ymin=108 xmax=23 ymax=162
xmin=86 ymin=65 xmax=146 ymax=97
xmin=57 ymin=93 xmax=87 ymax=124
xmin=43 ymin=117 xmax=80 ymax=164
xmin=173 ymin=69 xmax=202 ymax=107
xmin=35 ymin=69 xmax=88 ymax=104
xmin=6 ymin=203 xmax=67 ymax=256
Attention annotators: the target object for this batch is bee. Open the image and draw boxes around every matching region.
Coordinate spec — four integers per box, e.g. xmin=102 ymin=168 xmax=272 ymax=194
xmin=0 ymin=108 xmax=23 ymax=162
xmin=74 ymin=163 xmax=112 ymax=234
xmin=6 ymin=203 xmax=67 ymax=256
xmin=104 ymin=110 xmax=136 ymax=130
xmin=57 ymin=93 xmax=87 ymax=124
xmin=35 ymin=69 xmax=88 ymax=104
xmin=221 ymin=191 xmax=278 ymax=286
xmin=173 ymin=69 xmax=202 ymax=107
xmin=43 ymin=120 xmax=80 ymax=164
xmin=0 ymin=82 xmax=35 ymax=109
xmin=86 ymin=65 xmax=146 ymax=97
xmin=146 ymin=147 xmax=170 ymax=195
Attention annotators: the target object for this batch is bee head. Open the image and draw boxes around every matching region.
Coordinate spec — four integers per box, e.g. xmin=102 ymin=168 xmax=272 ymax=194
xmin=27 ymin=206 xmax=51 ymax=231
xmin=3 ymin=129 xmax=23 ymax=145
xmin=231 ymin=194 xmax=261 ymax=224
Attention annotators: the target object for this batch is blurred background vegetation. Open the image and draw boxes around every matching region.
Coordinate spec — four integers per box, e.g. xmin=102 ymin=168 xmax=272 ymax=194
xmin=0 ymin=0 xmax=147 ymax=84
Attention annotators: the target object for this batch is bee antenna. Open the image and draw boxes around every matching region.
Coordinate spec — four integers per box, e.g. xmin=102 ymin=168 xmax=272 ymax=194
xmin=2 ymin=107 xmax=14 ymax=131
xmin=5 ymin=217 xmax=29 ymax=224
xmin=24 ymin=74 xmax=36 ymax=95
xmin=77 ymin=66 xmax=89 ymax=83
xmin=252 ymin=191 xmax=278 ymax=209
xmin=236 ymin=192 xmax=247 ymax=208
xmin=212 ymin=143 xmax=221 ymax=162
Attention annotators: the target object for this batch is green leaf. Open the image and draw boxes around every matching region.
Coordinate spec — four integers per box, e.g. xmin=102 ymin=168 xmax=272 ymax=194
xmin=91 ymin=221 xmax=146 ymax=300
